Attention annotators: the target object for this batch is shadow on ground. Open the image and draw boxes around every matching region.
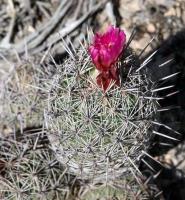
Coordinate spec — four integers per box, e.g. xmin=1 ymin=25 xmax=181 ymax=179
xmin=140 ymin=28 xmax=185 ymax=200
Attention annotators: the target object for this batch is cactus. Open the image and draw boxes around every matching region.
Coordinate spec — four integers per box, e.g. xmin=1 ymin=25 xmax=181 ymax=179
xmin=0 ymin=58 xmax=44 ymax=136
xmin=0 ymin=128 xmax=162 ymax=200
xmin=80 ymin=180 xmax=162 ymax=200
xmin=1 ymin=26 xmax=178 ymax=199
xmin=44 ymin=27 xmax=160 ymax=183
xmin=0 ymin=55 xmax=57 ymax=136
xmin=0 ymin=132 xmax=69 ymax=200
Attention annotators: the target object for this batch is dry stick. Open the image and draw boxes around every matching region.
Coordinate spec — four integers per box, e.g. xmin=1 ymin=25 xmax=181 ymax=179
xmin=69 ymin=0 xmax=84 ymax=22
xmin=36 ymin=1 xmax=51 ymax=19
xmin=21 ymin=0 xmax=31 ymax=11
xmin=0 ymin=0 xmax=69 ymax=53
xmin=105 ymin=1 xmax=116 ymax=25
xmin=0 ymin=9 xmax=6 ymax=17
xmin=0 ymin=0 xmax=16 ymax=49
xmin=39 ymin=1 xmax=106 ymax=53
xmin=26 ymin=0 xmax=106 ymax=55
xmin=1 ymin=0 xmax=105 ymax=56
xmin=15 ymin=0 xmax=73 ymax=53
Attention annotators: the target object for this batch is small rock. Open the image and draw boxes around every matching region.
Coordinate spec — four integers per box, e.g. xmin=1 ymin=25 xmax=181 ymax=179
xmin=147 ymin=23 xmax=156 ymax=33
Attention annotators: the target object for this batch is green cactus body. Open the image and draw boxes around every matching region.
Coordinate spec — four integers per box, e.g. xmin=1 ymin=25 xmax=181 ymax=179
xmin=0 ymin=40 xmax=166 ymax=200
xmin=0 ymin=61 xmax=44 ymax=136
xmin=0 ymin=136 xmax=68 ymax=200
xmin=46 ymin=47 xmax=157 ymax=182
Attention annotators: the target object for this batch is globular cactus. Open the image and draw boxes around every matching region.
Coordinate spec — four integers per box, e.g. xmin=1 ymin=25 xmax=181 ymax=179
xmin=45 ymin=26 xmax=160 ymax=183
xmin=80 ymin=179 xmax=162 ymax=200
xmin=0 ymin=133 xmax=69 ymax=200
xmin=0 ymin=26 xmax=170 ymax=199
xmin=0 ymin=129 xmax=162 ymax=200
xmin=0 ymin=57 xmax=50 ymax=137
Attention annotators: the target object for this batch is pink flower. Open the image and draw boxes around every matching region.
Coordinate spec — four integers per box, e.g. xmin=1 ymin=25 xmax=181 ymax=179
xmin=96 ymin=67 xmax=120 ymax=91
xmin=89 ymin=26 xmax=126 ymax=72
xmin=88 ymin=26 xmax=126 ymax=91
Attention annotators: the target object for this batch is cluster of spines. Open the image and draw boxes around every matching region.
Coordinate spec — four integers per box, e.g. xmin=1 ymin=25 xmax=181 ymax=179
xmin=45 ymin=30 xmax=182 ymax=186
xmin=0 ymin=59 xmax=44 ymax=135
xmin=0 ymin=132 xmax=70 ymax=200
xmin=45 ymin=36 xmax=159 ymax=183
xmin=0 ymin=29 xmax=181 ymax=199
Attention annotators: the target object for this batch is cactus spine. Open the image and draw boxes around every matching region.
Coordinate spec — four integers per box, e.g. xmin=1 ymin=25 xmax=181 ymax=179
xmin=45 ymin=37 xmax=158 ymax=183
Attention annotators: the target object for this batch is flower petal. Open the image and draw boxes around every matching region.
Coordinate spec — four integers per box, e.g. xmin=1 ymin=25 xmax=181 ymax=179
xmin=88 ymin=26 xmax=126 ymax=91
